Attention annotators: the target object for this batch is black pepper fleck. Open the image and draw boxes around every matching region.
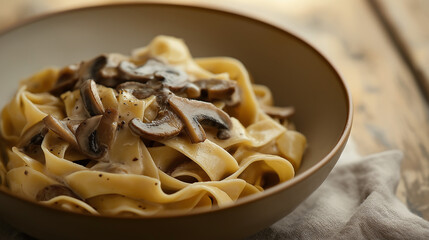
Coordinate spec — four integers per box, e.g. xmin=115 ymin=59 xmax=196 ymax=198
xmin=24 ymin=170 xmax=28 ymax=175
xmin=99 ymin=174 xmax=103 ymax=177
xmin=132 ymin=157 xmax=138 ymax=161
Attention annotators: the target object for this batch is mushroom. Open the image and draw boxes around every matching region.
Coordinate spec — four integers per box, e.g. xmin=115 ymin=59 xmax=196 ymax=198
xmin=116 ymin=80 xmax=162 ymax=100
xmin=168 ymin=95 xmax=233 ymax=143
xmin=187 ymin=79 xmax=241 ymax=107
xmin=50 ymin=64 xmax=79 ymax=96
xmin=183 ymin=83 xmax=201 ymax=99
xmin=118 ymin=61 xmax=153 ymax=82
xmin=97 ymin=108 xmax=119 ymax=151
xmin=64 ymin=119 xmax=84 ymax=134
xmin=118 ymin=59 xmax=187 ymax=88
xmin=194 ymin=79 xmax=236 ymax=100
xmin=75 ymin=115 xmax=105 ymax=159
xmin=261 ymin=105 xmax=295 ymax=119
xmin=43 ymin=115 xmax=78 ymax=148
xmin=129 ymin=109 xmax=184 ymax=141
xmin=97 ymin=53 xmax=128 ymax=87
xmin=16 ymin=120 xmax=48 ymax=152
xmin=80 ymin=79 xmax=105 ymax=116
xmin=36 ymin=184 xmax=81 ymax=201
xmin=76 ymin=55 xmax=108 ymax=88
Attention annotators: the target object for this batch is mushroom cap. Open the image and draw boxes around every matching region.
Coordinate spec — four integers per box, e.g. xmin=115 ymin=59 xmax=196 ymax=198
xmin=77 ymin=55 xmax=108 ymax=87
xmin=43 ymin=115 xmax=78 ymax=148
xmin=80 ymin=79 xmax=105 ymax=116
xmin=194 ymin=79 xmax=237 ymax=101
xmin=118 ymin=59 xmax=188 ymax=88
xmin=16 ymin=120 xmax=48 ymax=151
xmin=168 ymin=95 xmax=233 ymax=143
xmin=97 ymin=108 xmax=119 ymax=151
xmin=50 ymin=64 xmax=79 ymax=96
xmin=129 ymin=109 xmax=184 ymax=141
xmin=75 ymin=115 xmax=106 ymax=159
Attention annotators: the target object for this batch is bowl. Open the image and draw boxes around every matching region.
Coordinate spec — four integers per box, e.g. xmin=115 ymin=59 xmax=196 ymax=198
xmin=0 ymin=3 xmax=352 ymax=240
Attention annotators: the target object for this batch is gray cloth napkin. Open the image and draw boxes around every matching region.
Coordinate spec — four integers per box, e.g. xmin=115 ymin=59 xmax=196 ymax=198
xmin=250 ymin=150 xmax=429 ymax=239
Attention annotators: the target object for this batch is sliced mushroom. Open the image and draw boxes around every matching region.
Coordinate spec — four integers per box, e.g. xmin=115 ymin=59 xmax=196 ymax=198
xmin=17 ymin=120 xmax=48 ymax=151
xmin=118 ymin=61 xmax=153 ymax=82
xmin=50 ymin=64 xmax=79 ymax=96
xmin=168 ymin=95 xmax=233 ymax=143
xmin=80 ymin=79 xmax=105 ymax=116
xmin=129 ymin=109 xmax=184 ymax=141
xmin=97 ymin=108 xmax=119 ymax=150
xmin=184 ymin=83 xmax=201 ymax=99
xmin=98 ymin=53 xmax=128 ymax=86
xmin=43 ymin=115 xmax=78 ymax=148
xmin=64 ymin=119 xmax=84 ymax=134
xmin=75 ymin=115 xmax=105 ymax=159
xmin=194 ymin=79 xmax=236 ymax=100
xmin=261 ymin=105 xmax=295 ymax=119
xmin=36 ymin=184 xmax=81 ymax=201
xmin=189 ymin=79 xmax=241 ymax=107
xmin=76 ymin=55 xmax=108 ymax=88
xmin=118 ymin=59 xmax=187 ymax=88
xmin=116 ymin=80 xmax=162 ymax=100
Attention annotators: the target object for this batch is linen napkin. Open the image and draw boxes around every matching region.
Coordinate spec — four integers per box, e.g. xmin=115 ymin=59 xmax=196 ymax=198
xmin=250 ymin=148 xmax=429 ymax=239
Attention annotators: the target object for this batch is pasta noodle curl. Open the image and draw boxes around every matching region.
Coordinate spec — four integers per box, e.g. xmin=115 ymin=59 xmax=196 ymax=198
xmin=0 ymin=36 xmax=306 ymax=216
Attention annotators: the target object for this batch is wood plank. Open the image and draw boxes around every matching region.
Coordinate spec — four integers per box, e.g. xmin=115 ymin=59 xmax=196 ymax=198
xmin=371 ymin=0 xmax=429 ymax=99
xmin=252 ymin=0 xmax=429 ymax=219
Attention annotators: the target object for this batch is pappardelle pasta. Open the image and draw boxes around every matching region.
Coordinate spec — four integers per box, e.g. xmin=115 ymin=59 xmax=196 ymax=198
xmin=0 ymin=36 xmax=306 ymax=216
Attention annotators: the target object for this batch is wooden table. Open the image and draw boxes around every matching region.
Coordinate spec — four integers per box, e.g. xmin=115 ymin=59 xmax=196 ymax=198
xmin=1 ymin=0 xmax=428 ymax=228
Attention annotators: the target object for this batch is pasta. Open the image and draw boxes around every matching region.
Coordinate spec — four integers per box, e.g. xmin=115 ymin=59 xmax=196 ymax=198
xmin=0 ymin=36 xmax=306 ymax=216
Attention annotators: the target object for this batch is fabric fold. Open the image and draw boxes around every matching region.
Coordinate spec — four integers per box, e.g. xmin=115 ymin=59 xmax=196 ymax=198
xmin=250 ymin=150 xmax=429 ymax=240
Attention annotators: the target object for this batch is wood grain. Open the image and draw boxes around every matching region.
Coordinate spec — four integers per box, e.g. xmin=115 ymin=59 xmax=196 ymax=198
xmin=266 ymin=0 xmax=429 ymax=219
xmin=371 ymin=0 xmax=429 ymax=99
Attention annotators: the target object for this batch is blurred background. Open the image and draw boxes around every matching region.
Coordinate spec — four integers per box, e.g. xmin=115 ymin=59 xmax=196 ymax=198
xmin=1 ymin=0 xmax=429 ymax=220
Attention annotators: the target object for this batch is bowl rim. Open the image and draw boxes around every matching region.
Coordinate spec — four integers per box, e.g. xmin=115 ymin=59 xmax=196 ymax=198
xmin=0 ymin=2 xmax=353 ymax=219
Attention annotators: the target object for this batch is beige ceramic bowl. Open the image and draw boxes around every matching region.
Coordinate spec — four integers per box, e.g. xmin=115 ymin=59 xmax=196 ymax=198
xmin=0 ymin=3 xmax=352 ymax=240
